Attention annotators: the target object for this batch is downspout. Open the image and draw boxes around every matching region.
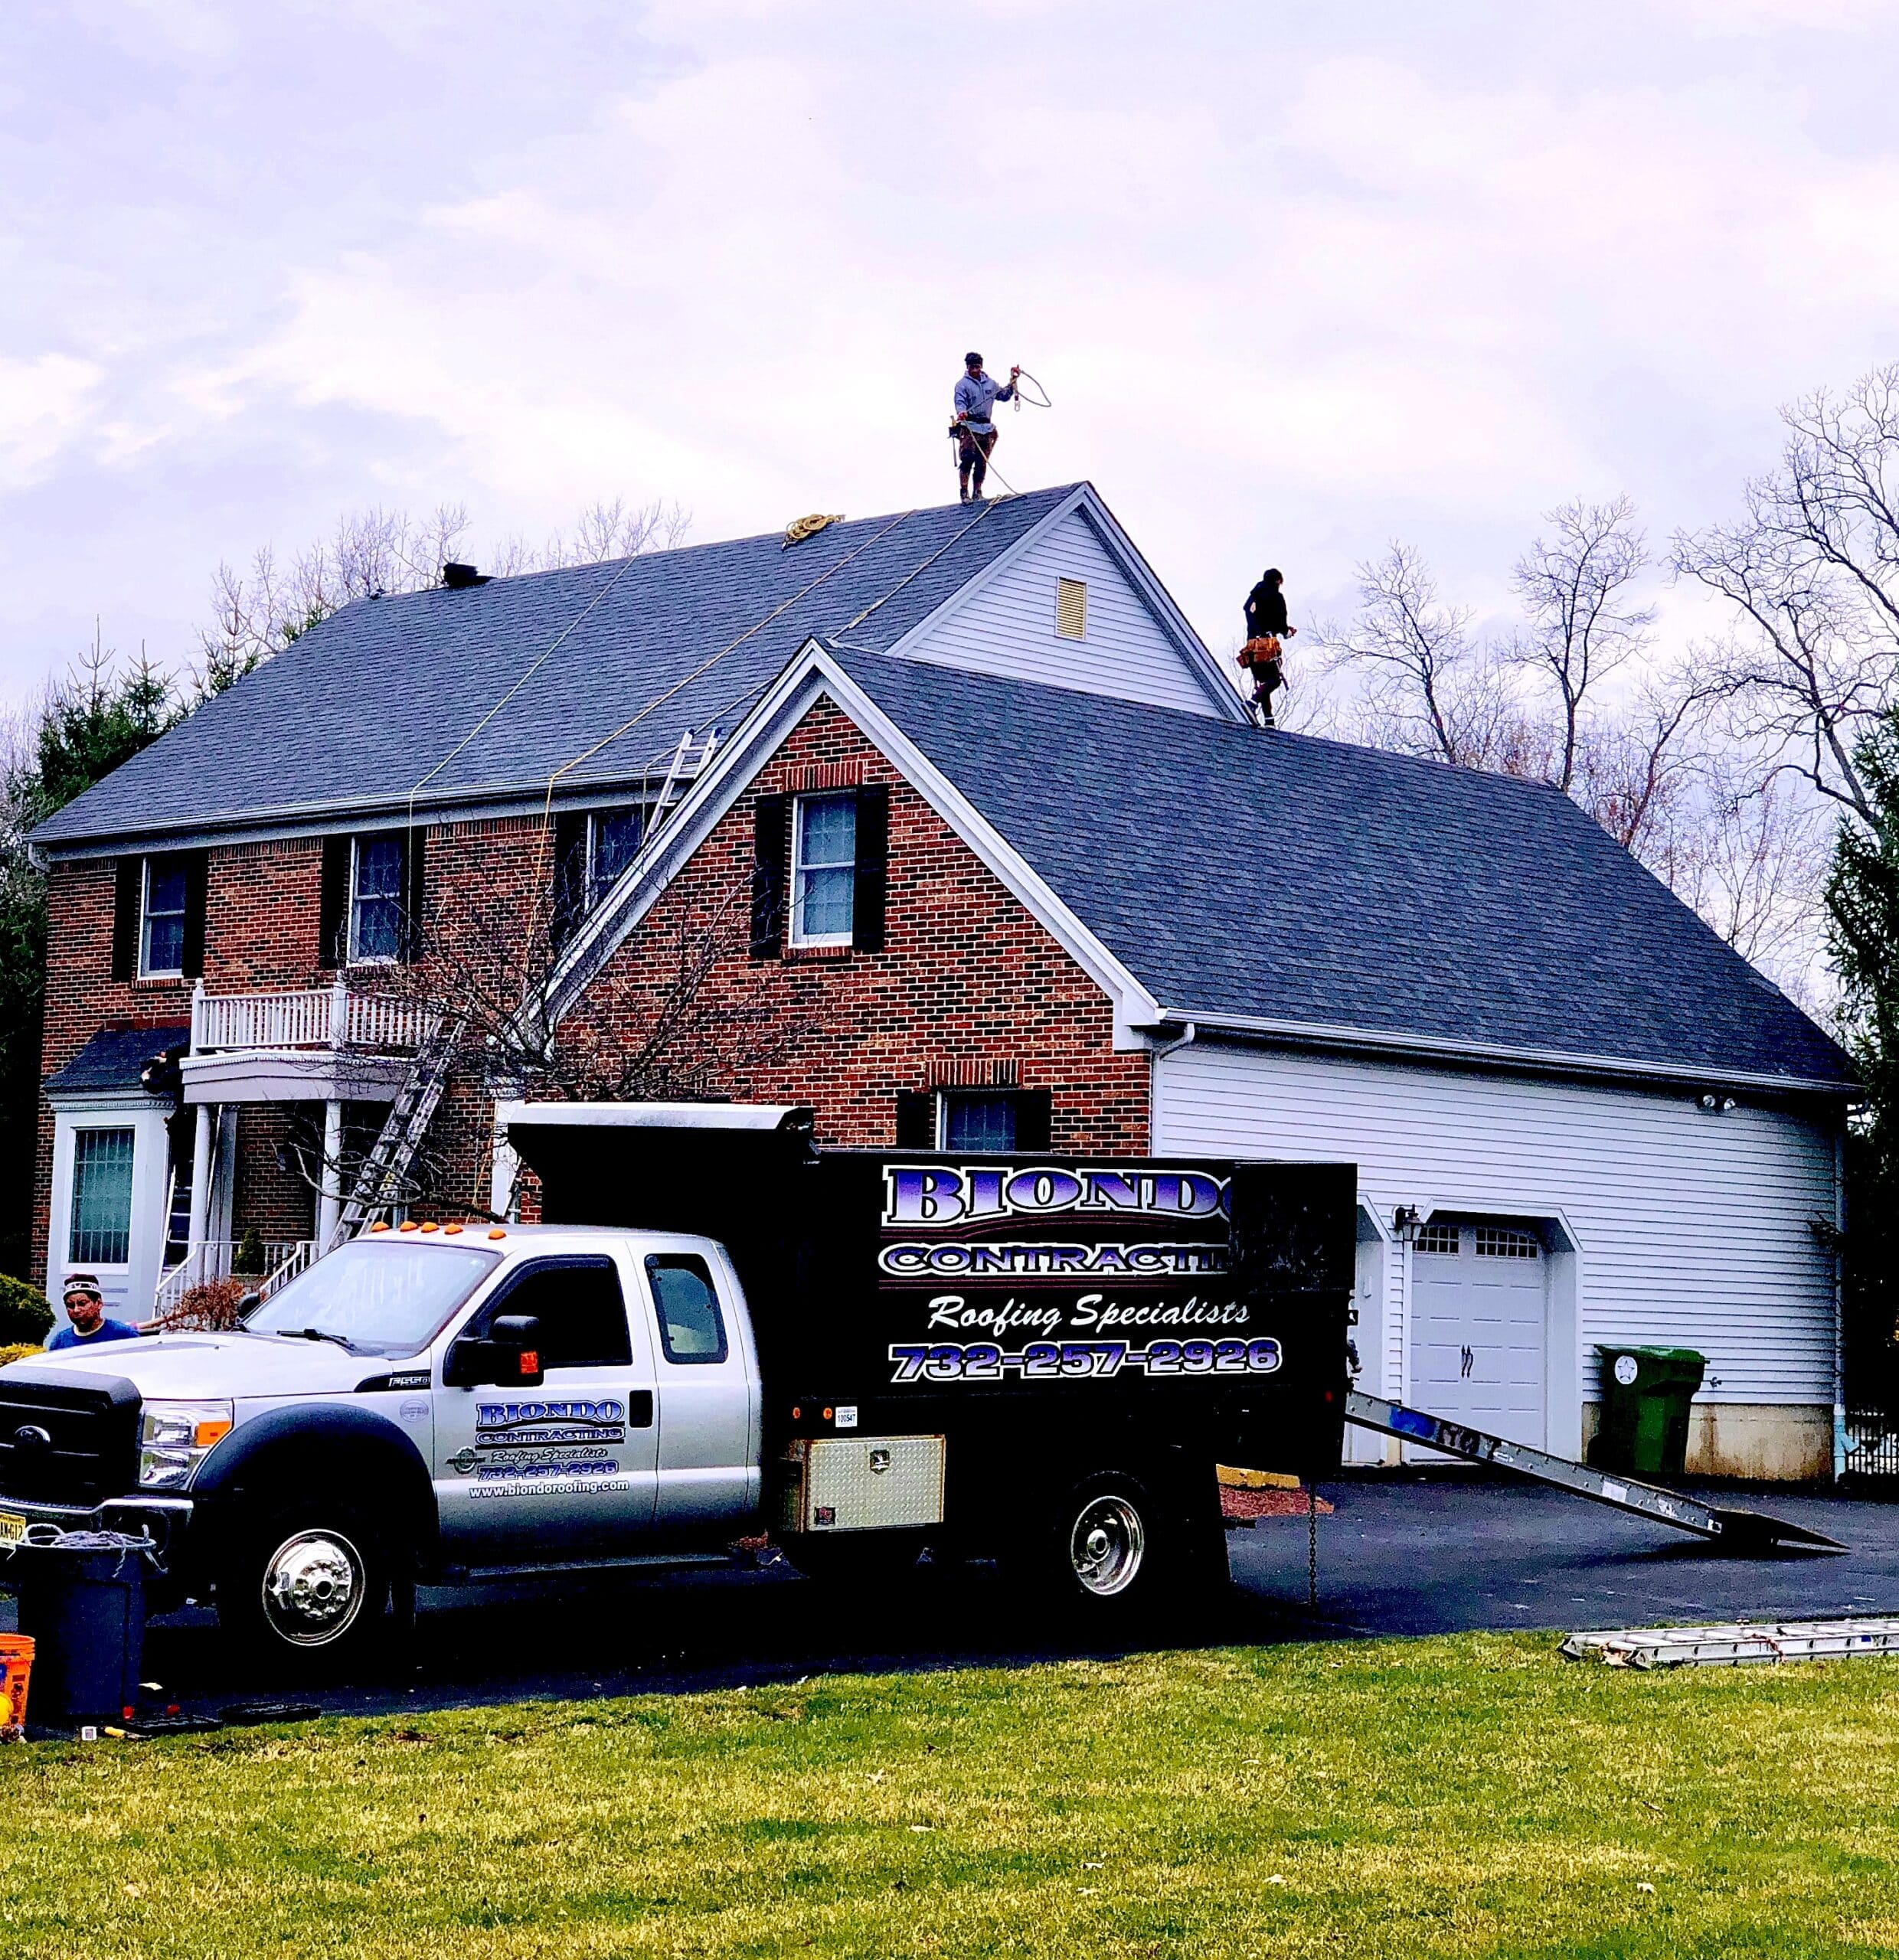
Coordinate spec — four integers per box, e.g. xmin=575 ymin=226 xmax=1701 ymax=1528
xmin=1834 ymin=1119 xmax=1848 ymax=1481
xmin=1145 ymin=1021 xmax=1196 ymax=1154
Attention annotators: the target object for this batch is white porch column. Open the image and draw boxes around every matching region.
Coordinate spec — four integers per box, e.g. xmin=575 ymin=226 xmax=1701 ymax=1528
xmin=186 ymin=1101 xmax=214 ymax=1264
xmin=316 ymin=1099 xmax=345 ymax=1248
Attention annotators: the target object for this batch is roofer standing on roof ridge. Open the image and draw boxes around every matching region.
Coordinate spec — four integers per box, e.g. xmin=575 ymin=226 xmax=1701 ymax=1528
xmin=1240 ymin=568 xmax=1296 ymax=728
xmin=953 ymin=351 xmax=1019 ymax=502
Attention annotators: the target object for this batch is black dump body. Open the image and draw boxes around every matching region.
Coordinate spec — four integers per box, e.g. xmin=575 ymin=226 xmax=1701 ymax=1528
xmin=510 ymin=1114 xmax=1358 ymax=1504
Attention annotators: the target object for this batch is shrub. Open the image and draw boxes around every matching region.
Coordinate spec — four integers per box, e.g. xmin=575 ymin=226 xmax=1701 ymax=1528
xmin=0 ymin=1274 xmax=53 ymax=1346
xmin=155 ymin=1277 xmax=252 ymax=1332
xmin=0 ymin=1341 xmax=44 ymax=1368
xmin=232 ymin=1227 xmax=266 ymax=1278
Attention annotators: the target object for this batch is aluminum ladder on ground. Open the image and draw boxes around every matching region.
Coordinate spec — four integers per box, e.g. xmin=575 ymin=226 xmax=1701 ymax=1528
xmin=1561 ymin=1617 xmax=1899 ymax=1668
xmin=649 ymin=727 xmax=719 ymax=836
xmin=326 ymin=1015 xmax=461 ymax=1250
xmin=1343 ymin=1390 xmax=1845 ymax=1553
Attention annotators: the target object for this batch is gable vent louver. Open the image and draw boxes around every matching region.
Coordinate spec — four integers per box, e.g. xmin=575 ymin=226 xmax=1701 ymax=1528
xmin=1055 ymin=577 xmax=1088 ymax=639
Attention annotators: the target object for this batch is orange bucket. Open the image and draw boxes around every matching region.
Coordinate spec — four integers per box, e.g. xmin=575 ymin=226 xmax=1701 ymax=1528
xmin=0 ymin=1635 xmax=34 ymax=1738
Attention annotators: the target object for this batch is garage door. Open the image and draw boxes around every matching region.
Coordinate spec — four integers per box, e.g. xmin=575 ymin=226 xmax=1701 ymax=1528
xmin=1409 ymin=1220 xmax=1547 ymax=1448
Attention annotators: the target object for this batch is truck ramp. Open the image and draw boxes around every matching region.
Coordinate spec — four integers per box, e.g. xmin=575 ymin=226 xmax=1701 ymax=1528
xmin=1344 ymin=1391 xmax=1844 ymax=1554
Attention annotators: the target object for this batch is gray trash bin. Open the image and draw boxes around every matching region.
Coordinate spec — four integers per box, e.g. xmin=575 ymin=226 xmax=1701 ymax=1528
xmin=13 ymin=1530 xmax=153 ymax=1733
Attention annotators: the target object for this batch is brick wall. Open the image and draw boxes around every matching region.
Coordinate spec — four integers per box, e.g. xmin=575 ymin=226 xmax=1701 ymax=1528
xmin=564 ymin=701 xmax=1149 ymax=1152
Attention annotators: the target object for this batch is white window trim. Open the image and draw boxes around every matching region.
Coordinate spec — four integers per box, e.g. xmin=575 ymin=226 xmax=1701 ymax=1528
xmin=933 ymin=1088 xmax=1019 ymax=1152
xmin=347 ymin=834 xmax=403 ymax=967
xmin=67 ymin=1121 xmax=139 ymax=1269
xmin=789 ymin=792 xmax=855 ymax=950
xmin=138 ymin=856 xmax=186 ymax=981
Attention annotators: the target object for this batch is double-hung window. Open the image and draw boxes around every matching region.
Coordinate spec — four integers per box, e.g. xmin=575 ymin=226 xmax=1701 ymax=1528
xmin=140 ymin=859 xmax=190 ymax=978
xmin=590 ymin=808 xmax=644 ymax=907
xmin=790 ymin=794 xmax=857 ymax=947
xmin=942 ymin=1090 xmax=1018 ymax=1152
xmin=350 ymin=835 xmax=407 ymax=963
xmin=70 ymin=1127 xmax=136 ymax=1266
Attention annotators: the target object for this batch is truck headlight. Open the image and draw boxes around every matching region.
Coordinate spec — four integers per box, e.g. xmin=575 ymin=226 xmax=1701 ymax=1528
xmin=138 ymin=1400 xmax=234 ymax=1490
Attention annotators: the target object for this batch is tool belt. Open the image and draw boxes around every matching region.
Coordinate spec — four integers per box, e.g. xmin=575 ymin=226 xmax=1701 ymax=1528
xmin=1238 ymin=635 xmax=1282 ymax=668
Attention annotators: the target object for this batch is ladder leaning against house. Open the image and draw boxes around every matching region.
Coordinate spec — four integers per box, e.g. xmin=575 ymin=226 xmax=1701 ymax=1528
xmin=324 ymin=1013 xmax=464 ymax=1251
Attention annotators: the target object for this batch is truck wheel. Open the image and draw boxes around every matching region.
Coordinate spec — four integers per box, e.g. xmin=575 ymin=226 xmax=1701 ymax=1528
xmin=219 ymin=1501 xmax=395 ymax=1671
xmin=1038 ymin=1472 xmax=1177 ymax=1618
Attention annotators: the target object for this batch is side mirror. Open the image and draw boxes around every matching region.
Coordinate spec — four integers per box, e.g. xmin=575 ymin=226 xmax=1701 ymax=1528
xmin=443 ymin=1313 xmax=545 ymax=1389
xmin=237 ymin=1292 xmax=261 ymax=1317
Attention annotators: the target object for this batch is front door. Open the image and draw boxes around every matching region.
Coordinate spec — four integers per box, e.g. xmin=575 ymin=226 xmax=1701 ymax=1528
xmin=1409 ymin=1220 xmax=1548 ymax=1449
xmin=639 ymin=1249 xmax=758 ymax=1537
xmin=433 ymin=1253 xmax=660 ymax=1559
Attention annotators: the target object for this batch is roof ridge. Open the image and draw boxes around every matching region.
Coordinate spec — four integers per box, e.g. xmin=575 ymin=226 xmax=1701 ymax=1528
xmin=346 ymin=482 xmax=1087 ymax=609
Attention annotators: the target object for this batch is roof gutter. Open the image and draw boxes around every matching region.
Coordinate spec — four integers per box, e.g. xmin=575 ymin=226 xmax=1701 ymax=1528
xmin=1145 ymin=1008 xmax=1861 ymax=1102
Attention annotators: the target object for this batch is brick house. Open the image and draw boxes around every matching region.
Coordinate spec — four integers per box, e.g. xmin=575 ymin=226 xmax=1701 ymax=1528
xmin=29 ymin=485 xmax=1856 ymax=1478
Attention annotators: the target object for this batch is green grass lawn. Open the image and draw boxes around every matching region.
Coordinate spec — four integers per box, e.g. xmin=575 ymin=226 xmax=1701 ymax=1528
xmin=4 ymin=1632 xmax=1899 ymax=1958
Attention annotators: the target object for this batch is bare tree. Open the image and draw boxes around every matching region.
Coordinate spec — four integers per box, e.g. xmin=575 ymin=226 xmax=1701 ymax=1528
xmin=1672 ymin=366 xmax=1899 ymax=828
xmin=1508 ymin=495 xmax=1655 ymax=792
xmin=1316 ymin=543 xmax=1529 ymax=768
xmin=198 ymin=497 xmax=692 ymax=694
xmin=291 ymin=831 xmax=814 ymax=1220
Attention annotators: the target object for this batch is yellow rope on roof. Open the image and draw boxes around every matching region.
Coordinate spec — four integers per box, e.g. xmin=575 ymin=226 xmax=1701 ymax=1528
xmin=783 ymin=512 xmax=844 ymax=547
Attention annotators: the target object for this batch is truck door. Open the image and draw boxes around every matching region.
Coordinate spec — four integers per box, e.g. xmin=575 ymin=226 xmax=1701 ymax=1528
xmin=433 ymin=1253 xmax=660 ymax=1559
xmin=640 ymin=1250 xmax=759 ymax=1537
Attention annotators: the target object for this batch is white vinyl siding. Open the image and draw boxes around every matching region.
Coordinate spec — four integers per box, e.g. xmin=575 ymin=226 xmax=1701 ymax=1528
xmin=897 ymin=508 xmax=1225 ymax=716
xmin=1152 ymin=1041 xmax=1840 ymax=1415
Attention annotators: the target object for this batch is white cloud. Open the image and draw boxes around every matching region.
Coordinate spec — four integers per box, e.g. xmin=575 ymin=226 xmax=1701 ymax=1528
xmin=0 ymin=354 xmax=103 ymax=492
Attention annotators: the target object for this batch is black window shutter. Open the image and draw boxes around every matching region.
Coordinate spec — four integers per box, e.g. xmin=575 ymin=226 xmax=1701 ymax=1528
xmin=551 ymin=811 xmax=588 ymax=950
xmin=111 ymin=858 xmax=142 ymax=982
xmin=750 ymin=794 xmax=789 ymax=959
xmin=400 ymin=827 xmax=427 ymax=962
xmin=894 ymin=1090 xmax=935 ymax=1148
xmin=180 ymin=851 xmax=210 ymax=979
xmin=852 ymin=783 xmax=889 ymax=954
xmin=317 ymin=836 xmax=350 ymax=970
xmin=1012 ymin=1089 xmax=1053 ymax=1152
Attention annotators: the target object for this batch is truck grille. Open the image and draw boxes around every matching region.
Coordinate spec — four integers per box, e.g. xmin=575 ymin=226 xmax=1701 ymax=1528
xmin=0 ymin=1370 xmax=140 ymax=1505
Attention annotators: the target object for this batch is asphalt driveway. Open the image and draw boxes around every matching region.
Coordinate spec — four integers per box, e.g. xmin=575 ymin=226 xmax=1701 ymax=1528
xmin=6 ymin=1471 xmax=1898 ymax=1720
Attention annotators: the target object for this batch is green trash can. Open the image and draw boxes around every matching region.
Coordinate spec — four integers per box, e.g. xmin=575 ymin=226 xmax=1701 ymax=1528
xmin=1590 ymin=1345 xmax=1706 ymax=1477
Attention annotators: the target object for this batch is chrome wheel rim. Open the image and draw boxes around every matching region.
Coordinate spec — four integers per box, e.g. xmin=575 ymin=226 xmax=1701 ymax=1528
xmin=260 ymin=1529 xmax=367 ymax=1647
xmin=1070 ymin=1495 xmax=1146 ymax=1597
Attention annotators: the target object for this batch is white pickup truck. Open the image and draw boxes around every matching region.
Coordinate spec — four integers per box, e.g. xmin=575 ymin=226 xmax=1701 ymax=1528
xmin=0 ymin=1115 xmax=1355 ymax=1669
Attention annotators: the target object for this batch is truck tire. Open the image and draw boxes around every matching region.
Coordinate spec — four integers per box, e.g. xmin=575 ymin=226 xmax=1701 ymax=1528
xmin=217 ymin=1499 xmax=398 ymax=1672
xmin=1034 ymin=1470 xmax=1215 ymax=1621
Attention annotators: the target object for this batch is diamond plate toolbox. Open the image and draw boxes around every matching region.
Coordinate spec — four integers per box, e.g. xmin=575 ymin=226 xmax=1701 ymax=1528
xmin=780 ymin=1435 xmax=946 ymax=1533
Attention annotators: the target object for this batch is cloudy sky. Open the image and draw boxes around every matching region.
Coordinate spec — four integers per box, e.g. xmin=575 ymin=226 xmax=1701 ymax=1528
xmin=4 ymin=0 xmax=1897 ymax=707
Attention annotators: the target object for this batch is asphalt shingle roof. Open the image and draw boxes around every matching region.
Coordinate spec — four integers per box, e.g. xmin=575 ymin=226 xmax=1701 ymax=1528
xmin=34 ymin=487 xmax=1080 ymax=849
xmin=44 ymin=1024 xmax=191 ymax=1096
xmin=832 ymin=650 xmax=1853 ymax=1089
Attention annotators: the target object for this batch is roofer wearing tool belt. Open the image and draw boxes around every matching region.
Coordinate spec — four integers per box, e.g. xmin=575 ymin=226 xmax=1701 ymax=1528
xmin=953 ymin=352 xmax=1019 ymax=502
xmin=1240 ymin=568 xmax=1296 ymax=727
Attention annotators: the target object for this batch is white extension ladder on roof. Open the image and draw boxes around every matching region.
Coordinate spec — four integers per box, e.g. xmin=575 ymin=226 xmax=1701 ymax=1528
xmin=650 ymin=727 xmax=719 ymax=835
xmin=326 ymin=1014 xmax=460 ymax=1250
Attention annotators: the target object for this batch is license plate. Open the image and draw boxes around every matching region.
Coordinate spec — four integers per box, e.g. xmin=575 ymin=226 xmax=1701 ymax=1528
xmin=0 ymin=1511 xmax=25 ymax=1549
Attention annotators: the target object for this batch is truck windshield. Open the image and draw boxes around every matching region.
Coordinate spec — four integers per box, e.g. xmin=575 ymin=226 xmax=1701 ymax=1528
xmin=247 ymin=1240 xmax=502 ymax=1356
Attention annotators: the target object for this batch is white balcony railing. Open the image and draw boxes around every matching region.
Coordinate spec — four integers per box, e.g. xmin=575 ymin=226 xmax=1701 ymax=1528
xmin=190 ymin=979 xmax=438 ymax=1055
xmin=153 ymin=1238 xmax=318 ymax=1318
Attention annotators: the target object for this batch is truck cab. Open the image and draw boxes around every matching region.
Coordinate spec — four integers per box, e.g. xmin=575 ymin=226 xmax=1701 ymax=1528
xmin=0 ymin=1223 xmax=765 ymax=1660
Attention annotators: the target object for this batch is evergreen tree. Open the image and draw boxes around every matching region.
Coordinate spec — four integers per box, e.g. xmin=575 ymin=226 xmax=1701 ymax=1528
xmin=1825 ymin=707 xmax=1899 ymax=1412
xmin=0 ymin=639 xmax=181 ymax=1276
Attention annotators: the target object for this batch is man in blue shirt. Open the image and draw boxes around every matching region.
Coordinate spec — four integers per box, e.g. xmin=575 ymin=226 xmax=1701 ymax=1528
xmin=952 ymin=351 xmax=1019 ymax=502
xmin=46 ymin=1274 xmax=142 ymax=1351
